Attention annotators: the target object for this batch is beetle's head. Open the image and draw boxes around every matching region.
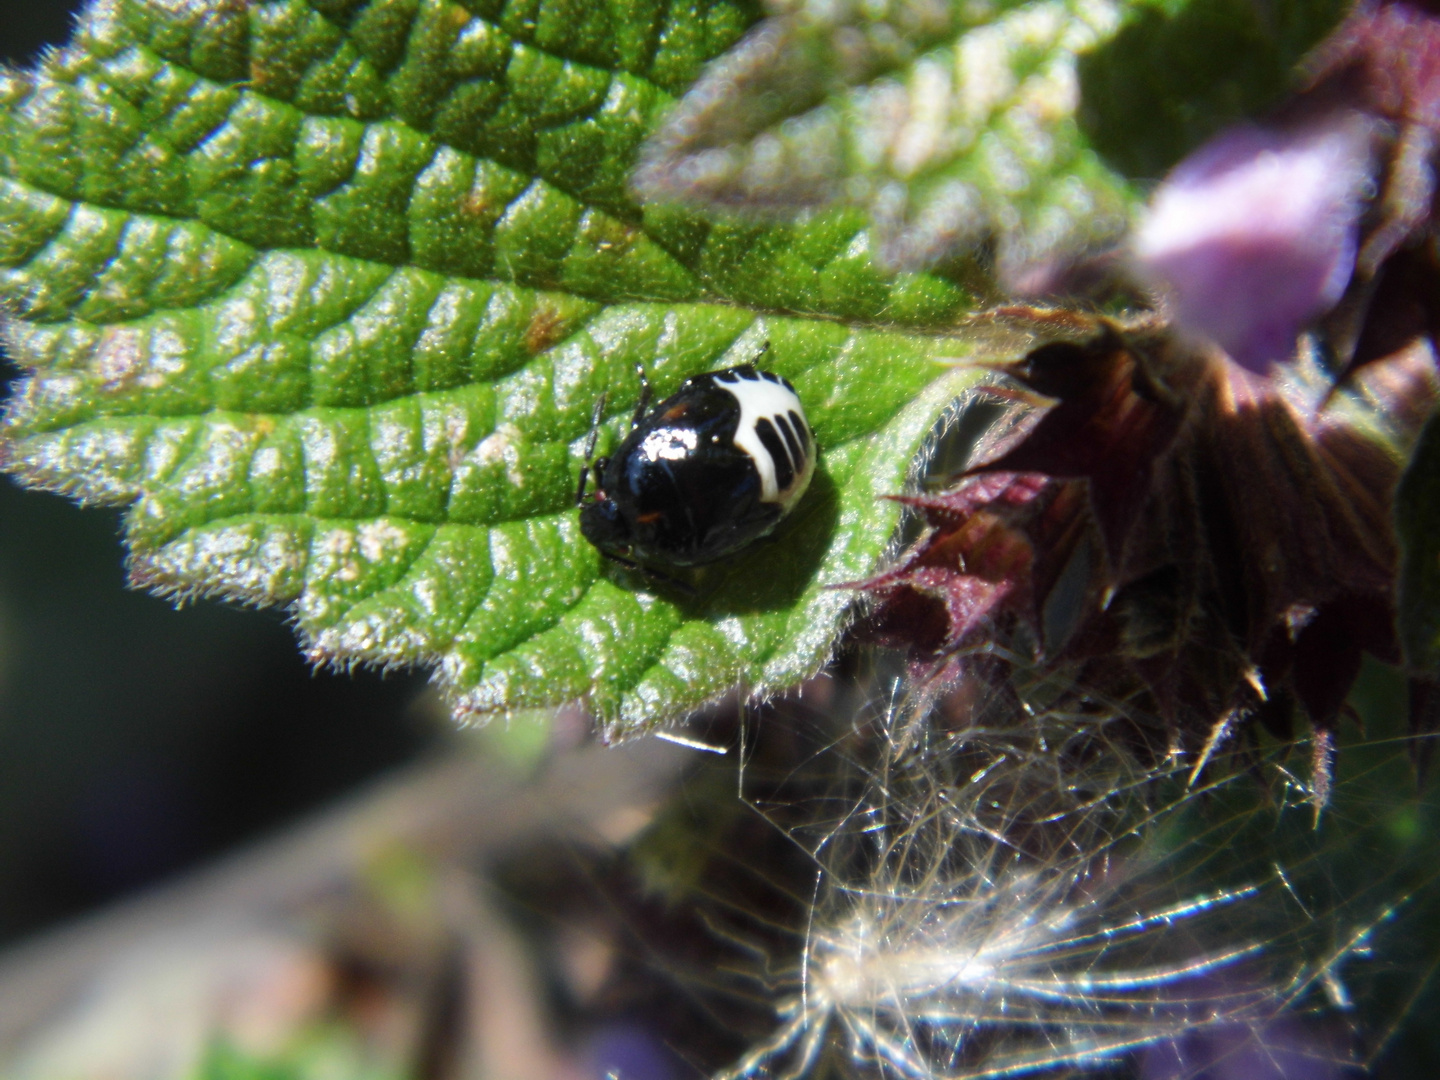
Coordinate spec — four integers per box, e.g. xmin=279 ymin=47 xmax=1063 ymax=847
xmin=579 ymin=494 xmax=632 ymax=558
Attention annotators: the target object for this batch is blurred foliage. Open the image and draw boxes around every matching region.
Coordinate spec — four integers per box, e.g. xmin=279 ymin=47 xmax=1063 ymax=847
xmin=635 ymin=0 xmax=1349 ymax=277
xmin=193 ymin=1043 xmax=304 ymax=1080
xmin=636 ymin=0 xmax=1138 ymax=278
xmin=0 ymin=475 xmax=434 ymax=944
xmin=1077 ymin=0 xmax=1349 ymax=179
xmin=192 ymin=1037 xmax=405 ymax=1080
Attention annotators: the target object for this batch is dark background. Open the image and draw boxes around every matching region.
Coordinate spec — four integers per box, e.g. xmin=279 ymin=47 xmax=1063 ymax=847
xmin=0 ymin=0 xmax=435 ymax=946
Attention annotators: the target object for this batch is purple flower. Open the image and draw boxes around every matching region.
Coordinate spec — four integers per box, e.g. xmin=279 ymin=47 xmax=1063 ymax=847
xmin=1132 ymin=114 xmax=1376 ymax=375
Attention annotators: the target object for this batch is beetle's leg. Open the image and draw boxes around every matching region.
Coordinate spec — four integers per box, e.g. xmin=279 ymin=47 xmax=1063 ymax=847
xmin=582 ymin=392 xmax=607 ymax=461
xmin=751 ymin=339 xmax=771 ymax=364
xmin=575 ymin=463 xmax=589 ymax=506
xmin=601 ymin=550 xmax=697 ymax=598
xmin=644 ymin=568 xmax=697 ymax=597
xmin=630 ymin=362 xmax=653 ymax=430
xmin=601 ymin=549 xmax=641 ymax=572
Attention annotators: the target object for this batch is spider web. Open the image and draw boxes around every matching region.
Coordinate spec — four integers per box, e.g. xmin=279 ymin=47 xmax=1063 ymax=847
xmin=702 ymin=652 xmax=1440 ymax=1080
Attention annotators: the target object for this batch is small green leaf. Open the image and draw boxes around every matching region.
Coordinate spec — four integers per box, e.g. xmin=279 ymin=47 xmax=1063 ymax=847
xmin=633 ymin=0 xmax=1350 ymax=278
xmin=634 ymin=0 xmax=1139 ymax=277
xmin=1397 ymin=410 xmax=1440 ymax=676
xmin=0 ymin=0 xmax=983 ymax=734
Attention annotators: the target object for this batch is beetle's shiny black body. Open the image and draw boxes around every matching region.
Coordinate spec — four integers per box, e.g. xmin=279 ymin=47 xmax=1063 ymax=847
xmin=579 ymin=364 xmax=814 ymax=570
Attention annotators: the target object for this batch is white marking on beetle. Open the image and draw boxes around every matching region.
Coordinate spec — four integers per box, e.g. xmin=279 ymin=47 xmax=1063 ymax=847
xmin=713 ymin=370 xmax=814 ymax=507
xmin=640 ymin=426 xmax=698 ymax=462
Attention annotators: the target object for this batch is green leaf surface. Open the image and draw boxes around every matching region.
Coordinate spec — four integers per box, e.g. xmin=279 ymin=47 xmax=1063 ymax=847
xmin=633 ymin=0 xmax=1349 ymax=278
xmin=0 ymin=0 xmax=983 ymax=735
xmin=634 ymin=0 xmax=1138 ymax=277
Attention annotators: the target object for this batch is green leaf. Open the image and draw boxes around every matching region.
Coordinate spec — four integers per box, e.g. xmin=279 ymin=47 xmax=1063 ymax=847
xmin=0 ymin=0 xmax=982 ymax=736
xmin=1077 ymin=0 xmax=1350 ymax=179
xmin=632 ymin=0 xmax=1350 ymax=278
xmin=1397 ymin=410 xmax=1440 ymax=676
xmin=633 ymin=0 xmax=1140 ymax=277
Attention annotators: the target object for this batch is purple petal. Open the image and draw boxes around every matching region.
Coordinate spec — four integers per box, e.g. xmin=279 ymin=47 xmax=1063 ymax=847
xmin=1133 ymin=114 xmax=1376 ymax=374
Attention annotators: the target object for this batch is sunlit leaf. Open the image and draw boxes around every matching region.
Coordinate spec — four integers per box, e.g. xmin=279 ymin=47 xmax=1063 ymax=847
xmin=0 ymin=0 xmax=983 ymax=734
xmin=634 ymin=0 xmax=1136 ymax=278
xmin=635 ymin=0 xmax=1349 ymax=279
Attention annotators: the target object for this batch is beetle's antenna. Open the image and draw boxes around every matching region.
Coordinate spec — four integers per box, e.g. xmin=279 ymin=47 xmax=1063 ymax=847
xmin=577 ymin=392 xmax=607 ymax=506
xmin=631 ymin=362 xmax=653 ymax=429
